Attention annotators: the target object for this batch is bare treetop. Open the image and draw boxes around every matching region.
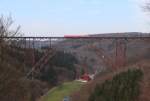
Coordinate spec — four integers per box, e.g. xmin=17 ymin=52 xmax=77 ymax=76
xmin=0 ymin=15 xmax=22 ymax=37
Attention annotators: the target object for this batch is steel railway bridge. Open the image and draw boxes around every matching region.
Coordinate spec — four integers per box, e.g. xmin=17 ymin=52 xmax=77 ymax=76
xmin=0 ymin=36 xmax=150 ymax=78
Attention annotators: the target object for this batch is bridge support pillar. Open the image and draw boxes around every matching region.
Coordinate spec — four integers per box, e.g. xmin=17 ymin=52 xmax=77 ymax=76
xmin=115 ymin=39 xmax=126 ymax=69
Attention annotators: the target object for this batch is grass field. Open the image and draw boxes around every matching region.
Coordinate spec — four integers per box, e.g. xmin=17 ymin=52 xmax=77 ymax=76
xmin=40 ymin=81 xmax=83 ymax=101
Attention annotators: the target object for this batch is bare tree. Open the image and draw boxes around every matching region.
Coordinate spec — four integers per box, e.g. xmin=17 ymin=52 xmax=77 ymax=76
xmin=0 ymin=15 xmax=21 ymax=38
xmin=0 ymin=15 xmax=23 ymax=60
xmin=142 ymin=0 xmax=150 ymax=14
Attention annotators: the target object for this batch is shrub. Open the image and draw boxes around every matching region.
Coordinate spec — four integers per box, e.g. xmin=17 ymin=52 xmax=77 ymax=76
xmin=89 ymin=69 xmax=143 ymax=101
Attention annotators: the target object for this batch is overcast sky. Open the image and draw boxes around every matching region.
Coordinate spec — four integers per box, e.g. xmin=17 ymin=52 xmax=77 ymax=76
xmin=0 ymin=0 xmax=149 ymax=36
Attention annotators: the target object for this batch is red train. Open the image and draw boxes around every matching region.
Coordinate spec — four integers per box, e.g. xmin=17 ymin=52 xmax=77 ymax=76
xmin=64 ymin=35 xmax=89 ymax=38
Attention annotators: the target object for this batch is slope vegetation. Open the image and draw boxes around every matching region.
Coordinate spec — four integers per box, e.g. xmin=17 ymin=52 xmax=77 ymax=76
xmin=89 ymin=69 xmax=143 ymax=101
xmin=71 ymin=59 xmax=150 ymax=101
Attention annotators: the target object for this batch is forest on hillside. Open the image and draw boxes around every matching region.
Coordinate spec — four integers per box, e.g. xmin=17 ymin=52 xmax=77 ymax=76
xmin=0 ymin=16 xmax=78 ymax=101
